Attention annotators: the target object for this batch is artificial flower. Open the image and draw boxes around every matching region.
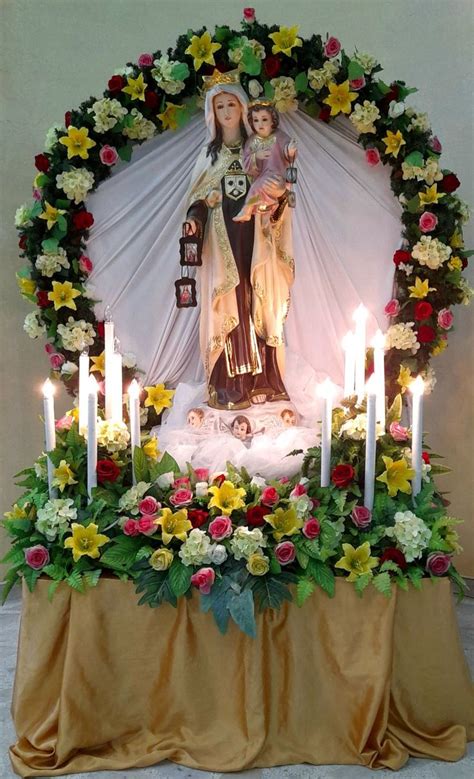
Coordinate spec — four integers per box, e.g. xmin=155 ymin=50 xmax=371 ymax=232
xmin=23 ymin=311 xmax=46 ymax=339
xmin=47 ymin=281 xmax=81 ymax=311
xmin=90 ymin=352 xmax=105 ymax=376
xmin=59 ymin=126 xmax=96 ymax=160
xmin=335 ymin=542 xmax=379 ymax=582
xmin=307 ymin=61 xmax=339 ymax=91
xmin=397 ymin=365 xmax=412 ymax=393
xmin=365 ymin=148 xmax=381 ymax=166
xmin=349 ymin=100 xmax=380 ymax=133
xmin=96 ymin=459 xmax=121 ymax=484
xmin=122 ymin=108 xmax=155 ymax=140
xmin=154 ymin=507 xmax=192 ymax=544
xmin=35 ymin=498 xmax=77 ymax=541
xmin=230 ymin=526 xmax=266 ymax=560
xmin=188 ymin=508 xmax=209 ymax=528
xmin=64 ymin=522 xmax=109 ymax=562
xmin=265 ymin=505 xmax=303 ymax=541
xmin=143 ymin=437 xmax=160 ymax=460
xmin=56 ymin=167 xmax=94 ymax=204
xmin=419 ymin=184 xmax=445 ymax=206
xmin=431 ymin=339 xmax=448 ymax=356
xmin=38 ymin=201 xmax=66 ymax=230
xmin=99 ymin=145 xmax=119 ymax=166
xmin=269 ymin=25 xmax=302 ymax=56
xmin=417 ymin=325 xmax=436 ymax=343
xmin=144 ymin=383 xmax=175 ymax=415
xmin=246 ymin=552 xmax=270 ymax=576
xmin=323 ymin=36 xmax=341 ymax=58
xmin=150 ymin=548 xmax=174 ymax=571
xmin=35 ymin=248 xmax=70 ymax=277
xmin=408 ymin=277 xmax=437 ymax=299
xmin=437 ymin=308 xmax=454 ymax=330
xmin=331 ymin=463 xmax=355 ymax=487
xmin=448 ymin=256 xmax=463 ymax=272
xmin=208 ymin=516 xmax=233 ymax=541
xmin=24 ymin=545 xmax=50 ymax=570
xmin=17 ymin=276 xmax=36 ymax=296
xmin=303 ymin=517 xmax=321 ymax=539
xmin=185 ymin=31 xmax=221 ymax=71
xmin=97 ymin=420 xmax=130 ymax=453
xmin=376 ymin=456 xmax=415 ymax=497
xmin=323 ymin=80 xmax=357 ymax=116
xmin=88 ymin=97 xmax=128 ymax=132
xmin=4 ymin=503 xmax=28 ymax=520
xmin=352 ymin=50 xmax=378 ymax=74
xmin=52 ymin=460 xmax=78 ymax=493
xmin=72 ymin=209 xmax=94 ymax=231
xmin=385 ymin=510 xmax=431 ymax=561
xmin=412 ymin=236 xmax=451 ymax=270
xmin=351 ymin=506 xmax=372 ymax=528
xmin=57 ymin=317 xmax=95 ymax=351
xmin=191 ymin=566 xmax=215 ymax=593
xmin=426 ymin=552 xmax=451 ymax=576
xmin=382 ymin=130 xmax=406 ymax=158
xmin=157 ymin=102 xmax=185 ymax=131
xmin=121 ymin=72 xmax=147 ymax=101
xmin=151 ymin=54 xmax=188 ymax=95
xmin=208 ymin=480 xmax=246 ymax=515
xmin=414 ymin=301 xmax=433 ymax=320
xmin=419 ymin=212 xmax=438 ymax=233
xmin=179 ymin=528 xmax=213 ymax=566
xmin=270 ymin=76 xmax=298 ymax=112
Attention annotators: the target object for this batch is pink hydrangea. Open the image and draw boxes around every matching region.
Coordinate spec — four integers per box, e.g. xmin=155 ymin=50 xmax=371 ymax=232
xmin=208 ymin=516 xmax=233 ymax=541
xmin=324 ymin=36 xmax=341 ymax=58
xmin=437 ymin=308 xmax=454 ymax=330
xmin=275 ymin=541 xmax=296 ymax=565
xmin=384 ymin=298 xmax=400 ymax=317
xmin=191 ymin=567 xmax=215 ymax=594
xmin=365 ymin=148 xmax=381 ymax=166
xmin=419 ymin=212 xmax=438 ymax=233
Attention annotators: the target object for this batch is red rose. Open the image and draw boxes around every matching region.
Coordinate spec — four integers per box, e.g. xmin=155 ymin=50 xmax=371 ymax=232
xmin=96 ymin=321 xmax=105 ymax=338
xmin=414 ymin=301 xmax=433 ymax=321
xmin=303 ymin=517 xmax=321 ymax=539
xmin=243 ymin=7 xmax=256 ymax=22
xmin=318 ymin=105 xmax=331 ymax=123
xmin=264 ymin=56 xmax=281 ymax=78
xmin=97 ymin=458 xmax=121 ymax=484
xmin=461 ymin=257 xmax=468 ymax=269
xmin=417 ymin=325 xmax=436 ymax=344
xmin=36 ymin=290 xmax=50 ymax=308
xmin=422 ymin=451 xmax=430 ymax=465
xmin=439 ymin=173 xmax=460 ymax=193
xmin=72 ymin=210 xmax=94 ymax=231
xmin=19 ymin=235 xmax=27 ymax=250
xmin=34 ymin=154 xmax=50 ymax=173
xmin=213 ymin=474 xmax=226 ymax=487
xmin=379 ymin=547 xmax=407 ymax=571
xmin=64 ymin=111 xmax=72 ymax=128
xmin=331 ymin=463 xmax=355 ymax=488
xmin=144 ymin=91 xmax=159 ymax=110
xmin=188 ymin=508 xmax=209 ymax=528
xmin=393 ymin=249 xmax=411 ymax=266
xmin=246 ymin=505 xmax=271 ymax=527
xmin=426 ymin=552 xmax=451 ymax=576
xmin=108 ymin=75 xmax=125 ymax=92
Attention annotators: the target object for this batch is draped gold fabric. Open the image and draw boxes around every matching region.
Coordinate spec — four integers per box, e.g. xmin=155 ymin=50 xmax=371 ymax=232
xmin=9 ymin=578 xmax=473 ymax=777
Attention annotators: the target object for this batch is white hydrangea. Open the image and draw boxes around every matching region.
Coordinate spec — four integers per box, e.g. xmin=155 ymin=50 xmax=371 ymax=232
xmin=151 ymin=55 xmax=186 ymax=94
xmin=459 ymin=278 xmax=474 ymax=305
xmin=230 ymin=526 xmax=267 ymax=561
xmin=307 ymin=61 xmax=339 ymax=91
xmin=57 ymin=317 xmax=96 ymax=351
xmin=451 ymin=198 xmax=471 ymax=224
xmin=34 ymin=454 xmax=48 ymax=482
xmin=422 ymin=462 xmax=432 ymax=483
xmin=340 ymin=413 xmax=384 ymax=440
xmin=407 ymin=110 xmax=430 ymax=133
xmin=118 ymin=481 xmax=151 ymax=514
xmin=139 ymin=406 xmax=149 ymax=426
xmin=56 ymin=167 xmax=95 ymax=204
xmin=385 ymin=510 xmax=431 ymax=562
xmin=248 ymin=79 xmax=263 ymax=98
xmin=60 ymin=361 xmax=79 ymax=376
xmin=270 ymin=77 xmax=298 ymax=113
xmin=291 ymin=494 xmax=313 ymax=519
xmin=401 ymin=157 xmax=442 ymax=186
xmin=386 ymin=322 xmax=420 ymax=353
xmin=352 ymin=51 xmax=378 ymax=74
xmin=24 ymin=311 xmax=46 ymax=339
xmin=178 ymin=528 xmax=213 ymax=566
xmin=44 ymin=124 xmax=64 ymax=152
xmin=15 ymin=204 xmax=32 ymax=228
xmin=123 ymin=108 xmax=156 ymax=140
xmin=349 ymin=100 xmax=381 ymax=134
xmin=412 ymin=236 xmax=452 ymax=270
xmin=422 ymin=365 xmax=437 ymax=395
xmin=88 ymin=97 xmax=128 ymax=133
xmin=96 ymin=420 xmax=130 ymax=453
xmin=35 ymin=247 xmax=70 ymax=277
xmin=35 ymin=498 xmax=77 ymax=541
xmin=228 ymin=37 xmax=265 ymax=65
xmin=210 ymin=543 xmax=228 ymax=565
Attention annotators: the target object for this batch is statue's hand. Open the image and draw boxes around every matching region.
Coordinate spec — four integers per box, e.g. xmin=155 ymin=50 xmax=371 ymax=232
xmin=256 ymin=149 xmax=271 ymax=161
xmin=186 ymin=218 xmax=199 ymax=235
xmin=264 ymin=174 xmax=286 ymax=199
xmin=205 ymin=189 xmax=222 ymax=209
xmin=286 ymin=139 xmax=298 ymax=161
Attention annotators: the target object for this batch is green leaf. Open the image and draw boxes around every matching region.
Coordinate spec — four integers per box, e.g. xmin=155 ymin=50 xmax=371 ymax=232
xmin=354 ymin=572 xmax=371 ymax=596
xmin=296 ymin=548 xmax=309 ymax=569
xmin=55 ymin=198 xmax=71 ymax=209
xmin=41 ymin=237 xmax=59 ymax=253
xmin=379 ymin=560 xmax=400 ymax=574
xmin=448 ymin=566 xmax=467 ymax=602
xmin=406 ymin=566 xmax=424 ymax=590
xmin=201 ymin=576 xmax=232 ymax=634
xmin=1 ymin=545 xmax=27 ymax=567
xmin=240 ymin=48 xmax=261 ymax=76
xmin=67 ymin=569 xmax=85 ymax=592
xmin=405 ymin=194 xmax=421 ymax=214
xmin=252 ymin=575 xmax=292 ymax=611
xmin=404 ymin=151 xmax=424 ymax=168
xmin=133 ymin=446 xmax=150 ymax=483
xmin=22 ymin=566 xmax=42 ymax=593
xmin=228 ymin=588 xmax=256 ymax=638
xmin=168 ymin=559 xmax=192 ymax=597
xmin=296 ymin=576 xmax=316 ymax=607
xmin=320 ymin=520 xmax=338 ymax=551
xmin=348 ymin=60 xmax=365 ymax=80
xmin=118 ymin=143 xmax=133 ymax=162
xmin=372 ymin=572 xmax=392 ymax=598
xmin=47 ymin=579 xmax=62 ymax=601
xmin=170 ymin=62 xmax=190 ymax=81
xmin=294 ymin=71 xmax=308 ymax=92
xmin=395 ymin=574 xmax=409 ymax=591
xmin=151 ymin=451 xmax=180 ymax=480
xmin=264 ymin=81 xmax=275 ymax=99
xmin=307 ymin=559 xmax=335 ymax=598
xmin=43 ymin=562 xmax=67 ymax=581
xmin=56 ymin=214 xmax=67 ymax=232
xmin=386 ymin=394 xmax=402 ymax=425
xmin=398 ymin=84 xmax=418 ymax=100
xmin=83 ymin=569 xmax=102 ymax=589
xmin=135 ymin=545 xmax=154 ymax=561
xmin=375 ymin=80 xmax=391 ymax=95
xmin=333 ymin=490 xmax=347 ymax=513
xmin=101 ymin=536 xmax=142 ymax=572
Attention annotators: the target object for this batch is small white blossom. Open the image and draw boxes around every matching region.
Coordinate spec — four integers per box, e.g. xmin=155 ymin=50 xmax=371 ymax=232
xmin=195 ymin=481 xmax=209 ymax=498
xmin=230 ymin=526 xmax=266 ymax=561
xmin=412 ymin=236 xmax=452 ymax=270
xmin=388 ymin=100 xmax=405 ymax=119
xmin=119 ymin=482 xmax=151 ymax=514
xmin=210 ymin=543 xmax=228 ymax=565
xmin=228 ymin=37 xmax=265 ymax=65
xmin=385 ymin=510 xmax=431 ymax=562
xmin=24 ymin=311 xmax=46 ymax=339
xmin=60 ymin=361 xmax=79 ymax=376
xmin=35 ymin=247 xmax=70 ymax=277
xmin=34 ymin=454 xmax=48 ymax=482
xmin=57 ymin=317 xmax=96 ymax=352
xmin=36 ymin=498 xmax=77 ymax=541
xmin=56 ymin=167 xmax=94 ymax=204
xmin=122 ymin=352 xmax=137 ymax=368
xmin=248 ymin=79 xmax=264 ymax=98
xmin=113 ymin=65 xmax=134 ymax=77
xmin=408 ymin=111 xmax=430 ymax=133
xmin=15 ymin=204 xmax=32 ymax=228
xmin=178 ymin=528 xmax=212 ymax=566
xmin=386 ymin=322 xmax=420 ymax=353
xmin=349 ymin=100 xmax=380 ymax=134
xmin=156 ymin=471 xmax=175 ymax=489
xmin=398 ymin=262 xmax=413 ymax=276
xmin=44 ymin=124 xmax=64 ymax=152
xmin=352 ymin=51 xmax=378 ymax=74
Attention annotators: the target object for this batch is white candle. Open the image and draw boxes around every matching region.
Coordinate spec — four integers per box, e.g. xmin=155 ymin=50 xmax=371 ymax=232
xmin=104 ymin=308 xmax=114 ymax=420
xmin=364 ymin=375 xmax=378 ymax=511
xmin=87 ymin=375 xmax=98 ymax=500
xmin=42 ymin=379 xmax=57 ymax=499
xmin=128 ymin=379 xmax=141 ymax=485
xmin=317 ymin=378 xmax=336 ymax=488
xmin=409 ymin=376 xmax=424 ymax=498
xmin=353 ymin=304 xmax=368 ymax=402
xmin=78 ymin=350 xmax=89 ymax=435
xmin=342 ymin=331 xmax=356 ymax=397
xmin=372 ymin=330 xmax=386 ymax=431
xmin=111 ymin=344 xmax=123 ymax=423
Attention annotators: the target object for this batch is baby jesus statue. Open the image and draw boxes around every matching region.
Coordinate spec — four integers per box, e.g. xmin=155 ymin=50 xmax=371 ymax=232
xmin=233 ymin=98 xmax=297 ymax=223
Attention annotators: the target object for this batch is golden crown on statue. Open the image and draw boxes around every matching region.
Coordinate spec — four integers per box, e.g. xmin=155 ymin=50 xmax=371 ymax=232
xmin=247 ymin=98 xmax=275 ymax=109
xmin=202 ymin=68 xmax=241 ymax=90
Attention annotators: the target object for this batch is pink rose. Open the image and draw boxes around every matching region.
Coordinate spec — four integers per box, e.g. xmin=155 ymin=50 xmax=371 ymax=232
xmin=208 ymin=516 xmax=233 ymax=541
xmin=174 ymin=476 xmax=191 ymax=488
xmin=365 ymin=148 xmax=381 ymax=166
xmin=99 ymin=145 xmax=119 ymax=166
xmin=194 ymin=468 xmax=209 ymax=482
xmin=261 ymin=486 xmax=279 ymax=506
xmin=350 ymin=77 xmax=365 ymax=90
xmin=303 ymin=517 xmax=321 ymax=539
xmin=79 ymin=255 xmax=93 ymax=274
xmin=429 ymin=136 xmax=442 ymax=153
xmin=24 ymin=545 xmax=50 ymax=570
xmin=419 ymin=212 xmax=438 ymax=233
xmin=275 ymin=541 xmax=296 ymax=565
xmin=437 ymin=308 xmax=454 ymax=330
xmin=169 ymin=488 xmax=193 ymax=507
xmin=191 ymin=566 xmax=215 ymax=595
xmin=389 ymin=421 xmax=409 ymax=442
xmin=243 ymin=7 xmax=256 ymax=22
xmin=49 ymin=352 xmax=65 ymax=370
xmin=138 ymin=53 xmax=154 ymax=67
xmin=33 ymin=188 xmax=42 ymax=201
xmin=279 ymin=476 xmax=290 ymax=484
xmin=44 ymin=343 xmax=55 ymax=355
xmin=384 ymin=298 xmax=400 ymax=317
xmin=290 ymin=483 xmax=307 ymax=499
xmin=55 ymin=414 xmax=73 ymax=431
xmin=139 ymin=496 xmax=160 ymax=516
xmin=138 ymin=516 xmax=157 ymax=535
xmin=324 ymin=36 xmax=341 ymax=58
xmin=426 ymin=552 xmax=451 ymax=576
xmin=351 ymin=505 xmax=372 ymax=529
xmin=123 ymin=518 xmax=140 ymax=536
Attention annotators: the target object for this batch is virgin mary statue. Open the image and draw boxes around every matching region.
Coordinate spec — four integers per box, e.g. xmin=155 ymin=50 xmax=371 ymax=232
xmin=185 ymin=70 xmax=295 ymax=411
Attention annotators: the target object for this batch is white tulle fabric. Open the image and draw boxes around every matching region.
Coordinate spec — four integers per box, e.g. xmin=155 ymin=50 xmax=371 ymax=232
xmin=86 ymin=109 xmax=401 ymax=393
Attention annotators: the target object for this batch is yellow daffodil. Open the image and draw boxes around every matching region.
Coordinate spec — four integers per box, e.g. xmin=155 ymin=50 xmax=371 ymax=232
xmin=154 ymin=508 xmax=192 ymax=545
xmin=323 ymin=80 xmax=358 ymax=116
xmin=122 ymin=72 xmax=147 ymax=101
xmin=408 ymin=276 xmax=436 ymax=299
xmin=449 ymin=230 xmax=464 ymax=249
xmin=268 ymin=25 xmax=303 ymax=57
xmin=376 ymin=456 xmax=415 ymax=497
xmin=431 ymin=339 xmax=448 ymax=356
xmin=144 ymin=383 xmax=175 ymax=415
xmin=419 ymin=184 xmax=445 ymax=206
xmin=52 ymin=460 xmax=78 ymax=493
xmin=157 ymin=102 xmax=185 ymax=131
xmin=64 ymin=523 xmax=109 ymax=562
xmin=264 ymin=505 xmax=303 ymax=541
xmin=382 ymin=130 xmax=406 ymax=158
xmin=47 ymin=280 xmax=81 ymax=311
xmin=208 ymin=480 xmax=246 ymax=516
xmin=59 ymin=126 xmax=96 ymax=160
xmin=4 ymin=503 xmax=28 ymax=520
xmin=17 ymin=275 xmax=36 ymax=296
xmin=39 ymin=201 xmax=66 ymax=230
xmin=90 ymin=351 xmax=105 ymax=376
xmin=335 ymin=542 xmax=379 ymax=582
xmin=448 ymin=256 xmax=463 ymax=271
xmin=143 ymin=437 xmax=160 ymax=461
xmin=397 ymin=365 xmax=412 ymax=393
xmin=185 ymin=31 xmax=221 ymax=71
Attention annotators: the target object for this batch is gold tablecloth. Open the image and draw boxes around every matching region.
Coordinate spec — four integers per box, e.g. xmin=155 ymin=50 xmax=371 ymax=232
xmin=9 ymin=577 xmax=474 ymax=777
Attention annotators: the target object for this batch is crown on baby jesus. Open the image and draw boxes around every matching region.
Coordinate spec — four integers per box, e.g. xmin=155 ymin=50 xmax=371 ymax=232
xmin=247 ymin=98 xmax=275 ymax=109
xmin=202 ymin=68 xmax=241 ymax=90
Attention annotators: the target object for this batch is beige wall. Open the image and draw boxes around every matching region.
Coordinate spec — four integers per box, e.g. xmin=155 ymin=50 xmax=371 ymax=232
xmin=1 ymin=0 xmax=473 ymax=575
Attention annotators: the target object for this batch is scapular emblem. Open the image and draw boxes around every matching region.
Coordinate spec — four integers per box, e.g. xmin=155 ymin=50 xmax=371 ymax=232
xmin=224 ymin=174 xmax=247 ymax=200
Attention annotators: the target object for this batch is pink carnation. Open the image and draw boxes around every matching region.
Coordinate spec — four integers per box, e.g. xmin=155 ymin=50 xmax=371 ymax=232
xmin=194 ymin=468 xmax=209 ymax=482
xmin=24 ymin=545 xmax=50 ymax=570
xmin=138 ymin=53 xmax=154 ymax=67
xmin=275 ymin=541 xmax=296 ymax=565
xmin=137 ymin=516 xmax=157 ymax=536
xmin=365 ymin=148 xmax=381 ymax=166
xmin=261 ymin=486 xmax=279 ymax=506
xmin=208 ymin=516 xmax=233 ymax=541
xmin=139 ymin=496 xmax=159 ymax=516
xmin=324 ymin=36 xmax=341 ymax=58
xmin=429 ymin=136 xmax=442 ymax=153
xmin=99 ymin=145 xmax=119 ymax=166
xmin=419 ymin=212 xmax=438 ymax=233
xmin=384 ymin=298 xmax=400 ymax=317
xmin=437 ymin=308 xmax=454 ymax=330
xmin=49 ymin=353 xmax=65 ymax=370
xmin=303 ymin=517 xmax=321 ymax=539
xmin=351 ymin=505 xmax=372 ymax=529
xmin=426 ymin=552 xmax=451 ymax=576
xmin=169 ymin=488 xmax=193 ymax=507
xmin=191 ymin=567 xmax=215 ymax=595
xmin=79 ymin=255 xmax=93 ymax=274
xmin=55 ymin=414 xmax=73 ymax=431
xmin=349 ymin=77 xmax=365 ymax=90
xmin=243 ymin=7 xmax=256 ymax=22
xmin=389 ymin=421 xmax=409 ymax=442
xmin=123 ymin=518 xmax=140 ymax=536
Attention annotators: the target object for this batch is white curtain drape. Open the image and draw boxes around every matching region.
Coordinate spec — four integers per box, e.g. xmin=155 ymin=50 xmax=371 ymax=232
xmin=86 ymin=110 xmax=401 ymax=389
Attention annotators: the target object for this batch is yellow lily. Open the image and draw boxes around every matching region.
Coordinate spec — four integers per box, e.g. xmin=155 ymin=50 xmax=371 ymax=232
xmin=268 ymin=25 xmax=303 ymax=57
xmin=382 ymin=130 xmax=406 ymax=158
xmin=59 ymin=126 xmax=96 ymax=160
xmin=419 ymin=184 xmax=445 ymax=206
xmin=335 ymin=542 xmax=379 ymax=582
xmin=122 ymin=72 xmax=147 ymax=101
xmin=143 ymin=437 xmax=160 ymax=461
xmin=208 ymin=480 xmax=246 ymax=516
xmin=376 ymin=456 xmax=415 ymax=497
xmin=157 ymin=102 xmax=185 ymax=131
xmin=47 ymin=280 xmax=81 ymax=311
xmin=264 ymin=505 xmax=303 ymax=541
xmin=4 ymin=504 xmax=28 ymax=520
xmin=90 ymin=351 xmax=105 ymax=376
xmin=323 ymin=80 xmax=358 ymax=116
xmin=185 ymin=31 xmax=221 ymax=71
xmin=17 ymin=275 xmax=36 ymax=296
xmin=52 ymin=460 xmax=78 ymax=493
xmin=408 ymin=276 xmax=436 ymax=299
xmin=397 ymin=365 xmax=412 ymax=393
xmin=64 ymin=523 xmax=109 ymax=562
xmin=39 ymin=201 xmax=66 ymax=230
xmin=154 ymin=508 xmax=192 ymax=545
xmin=144 ymin=383 xmax=175 ymax=415
xmin=449 ymin=230 xmax=464 ymax=249
xmin=448 ymin=256 xmax=463 ymax=271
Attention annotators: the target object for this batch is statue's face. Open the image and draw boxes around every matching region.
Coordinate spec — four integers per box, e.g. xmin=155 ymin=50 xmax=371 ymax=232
xmin=232 ymin=420 xmax=248 ymax=440
xmin=213 ymin=92 xmax=242 ymax=130
xmin=252 ymin=109 xmax=273 ymax=138
xmin=187 ymin=411 xmax=202 ymax=428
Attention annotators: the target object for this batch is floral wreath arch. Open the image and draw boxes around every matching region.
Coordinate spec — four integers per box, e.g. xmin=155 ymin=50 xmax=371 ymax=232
xmin=16 ymin=11 xmax=471 ymax=427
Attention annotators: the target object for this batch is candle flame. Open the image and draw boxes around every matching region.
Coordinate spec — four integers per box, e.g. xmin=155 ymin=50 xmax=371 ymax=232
xmin=317 ymin=377 xmax=336 ymax=399
xmin=128 ymin=379 xmax=140 ymax=399
xmin=42 ymin=378 xmax=55 ymax=397
xmin=372 ymin=329 xmax=386 ymax=349
xmin=409 ymin=376 xmax=425 ymax=395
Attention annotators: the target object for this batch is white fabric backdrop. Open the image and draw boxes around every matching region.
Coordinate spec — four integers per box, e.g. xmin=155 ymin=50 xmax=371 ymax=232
xmin=86 ymin=109 xmax=401 ymax=390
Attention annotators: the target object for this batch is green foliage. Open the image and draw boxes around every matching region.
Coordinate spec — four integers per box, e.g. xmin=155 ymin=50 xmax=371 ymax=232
xmin=133 ymin=446 xmax=150 ymax=483
xmin=296 ymin=576 xmax=316 ymax=606
xmin=228 ymin=588 xmax=256 ymax=638
xmin=307 ymin=559 xmax=335 ymax=598
xmin=100 ymin=535 xmax=143 ymax=573
xmin=252 ymin=574 xmax=294 ymax=612
xmin=168 ymin=559 xmax=192 ymax=597
xmin=372 ymin=572 xmax=392 ymax=598
xmin=354 ymin=572 xmax=372 ymax=596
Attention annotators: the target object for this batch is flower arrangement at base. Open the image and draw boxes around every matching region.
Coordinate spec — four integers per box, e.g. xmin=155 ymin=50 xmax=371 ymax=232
xmin=2 ymin=396 xmax=465 ymax=637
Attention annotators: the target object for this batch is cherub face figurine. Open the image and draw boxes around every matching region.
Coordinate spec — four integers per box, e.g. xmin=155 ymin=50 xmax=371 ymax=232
xmin=231 ymin=415 xmax=251 ymax=441
xmin=281 ymin=408 xmax=297 ymax=427
xmin=251 ymin=108 xmax=274 ymax=139
xmin=187 ymin=408 xmax=204 ymax=428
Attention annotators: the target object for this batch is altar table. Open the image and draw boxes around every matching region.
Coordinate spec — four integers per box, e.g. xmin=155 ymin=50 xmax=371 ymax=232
xmin=9 ymin=577 xmax=474 ymax=777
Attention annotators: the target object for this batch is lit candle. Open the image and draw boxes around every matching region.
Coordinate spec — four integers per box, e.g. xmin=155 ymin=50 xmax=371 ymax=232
xmin=317 ymin=378 xmax=336 ymax=488
xmin=104 ymin=307 xmax=114 ymax=420
xmin=111 ymin=338 xmax=123 ymax=423
xmin=409 ymin=376 xmax=425 ymax=498
xmin=78 ymin=350 xmax=89 ymax=435
xmin=364 ymin=375 xmax=378 ymax=511
xmin=87 ymin=374 xmax=98 ymax=500
xmin=353 ymin=304 xmax=368 ymax=401
xmin=372 ymin=330 xmax=386 ymax=431
xmin=342 ymin=331 xmax=356 ymax=397
xmin=42 ymin=379 xmax=57 ymax=499
xmin=128 ymin=379 xmax=141 ymax=485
